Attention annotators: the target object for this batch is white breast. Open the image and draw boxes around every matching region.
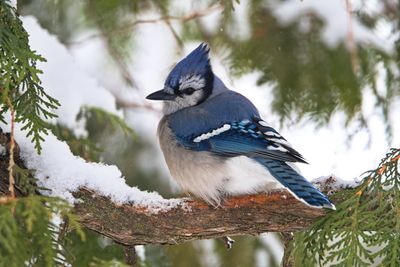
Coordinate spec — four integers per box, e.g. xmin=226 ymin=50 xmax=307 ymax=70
xmin=222 ymin=156 xmax=284 ymax=195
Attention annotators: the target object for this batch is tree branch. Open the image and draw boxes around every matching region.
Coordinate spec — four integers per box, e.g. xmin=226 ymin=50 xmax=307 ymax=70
xmin=68 ymin=3 xmax=223 ymax=46
xmin=73 ymin=188 xmax=326 ymax=246
xmin=0 ymin=130 xmax=327 ymax=247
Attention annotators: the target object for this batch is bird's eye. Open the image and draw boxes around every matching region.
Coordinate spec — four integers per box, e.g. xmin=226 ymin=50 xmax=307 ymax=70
xmin=183 ymin=87 xmax=195 ymax=95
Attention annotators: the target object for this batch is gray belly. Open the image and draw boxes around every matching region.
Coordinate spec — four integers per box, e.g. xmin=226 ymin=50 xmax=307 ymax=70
xmin=158 ymin=117 xmax=228 ymax=204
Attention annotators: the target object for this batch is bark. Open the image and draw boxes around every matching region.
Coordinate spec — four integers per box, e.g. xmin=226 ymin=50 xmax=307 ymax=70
xmin=73 ymin=188 xmax=325 ymax=246
xmin=123 ymin=246 xmax=137 ymax=267
xmin=281 ymin=232 xmax=295 ymax=267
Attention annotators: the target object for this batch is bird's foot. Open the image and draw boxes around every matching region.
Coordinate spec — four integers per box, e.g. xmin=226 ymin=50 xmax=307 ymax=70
xmin=221 ymin=236 xmax=235 ymax=250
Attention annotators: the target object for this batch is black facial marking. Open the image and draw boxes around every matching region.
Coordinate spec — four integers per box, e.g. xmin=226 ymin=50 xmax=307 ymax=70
xmin=196 ymin=69 xmax=214 ymax=105
xmin=182 ymin=87 xmax=195 ymax=95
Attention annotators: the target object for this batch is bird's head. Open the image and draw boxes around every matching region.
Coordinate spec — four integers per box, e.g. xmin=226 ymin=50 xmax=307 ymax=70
xmin=146 ymin=43 xmax=214 ymax=114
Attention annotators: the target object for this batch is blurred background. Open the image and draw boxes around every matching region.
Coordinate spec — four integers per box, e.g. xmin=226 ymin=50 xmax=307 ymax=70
xmin=15 ymin=0 xmax=399 ymax=266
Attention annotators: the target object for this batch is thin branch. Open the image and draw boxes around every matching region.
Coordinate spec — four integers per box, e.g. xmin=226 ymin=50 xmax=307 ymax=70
xmin=6 ymin=99 xmax=15 ymax=198
xmin=117 ymin=101 xmax=161 ymax=113
xmin=165 ymin=19 xmax=184 ymax=49
xmin=101 ymin=36 xmax=140 ymax=89
xmin=107 ymin=89 xmax=162 ymax=113
xmin=68 ymin=4 xmax=223 ymax=45
xmin=281 ymin=232 xmax=294 ymax=267
xmin=124 ymin=246 xmax=137 ymax=267
xmin=345 ymin=0 xmax=360 ymax=74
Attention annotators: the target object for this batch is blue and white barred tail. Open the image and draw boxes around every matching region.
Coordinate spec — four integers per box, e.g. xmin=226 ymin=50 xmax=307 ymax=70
xmin=255 ymin=158 xmax=335 ymax=209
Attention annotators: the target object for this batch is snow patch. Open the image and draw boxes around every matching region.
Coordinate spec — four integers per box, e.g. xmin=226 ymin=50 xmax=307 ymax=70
xmin=9 ymin=0 xmax=17 ymax=9
xmin=0 ymin=16 xmax=186 ymax=214
xmin=313 ymin=175 xmax=360 ymax=194
xmin=0 ymin=144 xmax=5 ymax=156
xmin=196 ymin=240 xmax=220 ymax=267
xmin=260 ymin=233 xmax=284 ymax=265
xmin=0 ymin=122 xmax=184 ymax=213
xmin=135 ymin=246 xmax=146 ymax=262
xmin=22 ymin=16 xmax=121 ymax=136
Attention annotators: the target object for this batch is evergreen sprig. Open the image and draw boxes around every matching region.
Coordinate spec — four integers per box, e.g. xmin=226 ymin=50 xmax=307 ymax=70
xmin=0 ymin=0 xmax=60 ymax=154
xmin=49 ymin=106 xmax=136 ymax=162
xmin=77 ymin=106 xmax=135 ymax=138
xmin=0 ymin=196 xmax=84 ymax=267
xmin=290 ymin=148 xmax=400 ymax=266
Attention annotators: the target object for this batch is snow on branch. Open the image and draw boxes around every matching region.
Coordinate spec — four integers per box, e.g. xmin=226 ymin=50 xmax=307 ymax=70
xmin=3 ymin=124 xmax=182 ymax=213
xmin=312 ymin=175 xmax=359 ymax=195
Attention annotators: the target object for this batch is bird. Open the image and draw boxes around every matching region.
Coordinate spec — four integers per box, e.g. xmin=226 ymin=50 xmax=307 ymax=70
xmin=146 ymin=43 xmax=335 ymax=209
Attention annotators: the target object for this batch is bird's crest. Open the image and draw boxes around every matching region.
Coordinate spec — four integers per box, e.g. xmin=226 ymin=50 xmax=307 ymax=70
xmin=165 ymin=43 xmax=212 ymax=90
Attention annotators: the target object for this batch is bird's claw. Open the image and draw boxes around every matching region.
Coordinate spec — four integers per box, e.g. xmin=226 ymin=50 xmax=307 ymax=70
xmin=221 ymin=236 xmax=235 ymax=250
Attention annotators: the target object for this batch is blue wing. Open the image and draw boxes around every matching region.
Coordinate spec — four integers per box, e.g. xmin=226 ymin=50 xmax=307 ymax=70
xmin=176 ymin=118 xmax=307 ymax=163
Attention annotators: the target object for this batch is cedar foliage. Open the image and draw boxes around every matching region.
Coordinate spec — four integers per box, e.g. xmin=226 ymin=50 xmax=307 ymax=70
xmin=0 ymin=0 xmax=59 ymax=154
xmin=0 ymin=196 xmax=82 ymax=267
xmin=290 ymin=148 xmax=400 ymax=266
xmin=0 ymin=2 xmax=81 ymax=265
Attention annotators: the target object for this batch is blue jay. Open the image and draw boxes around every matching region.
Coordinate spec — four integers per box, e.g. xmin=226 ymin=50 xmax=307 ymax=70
xmin=146 ymin=43 xmax=335 ymax=209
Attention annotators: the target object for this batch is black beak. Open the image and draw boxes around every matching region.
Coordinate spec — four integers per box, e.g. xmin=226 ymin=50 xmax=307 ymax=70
xmin=146 ymin=89 xmax=176 ymax=101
